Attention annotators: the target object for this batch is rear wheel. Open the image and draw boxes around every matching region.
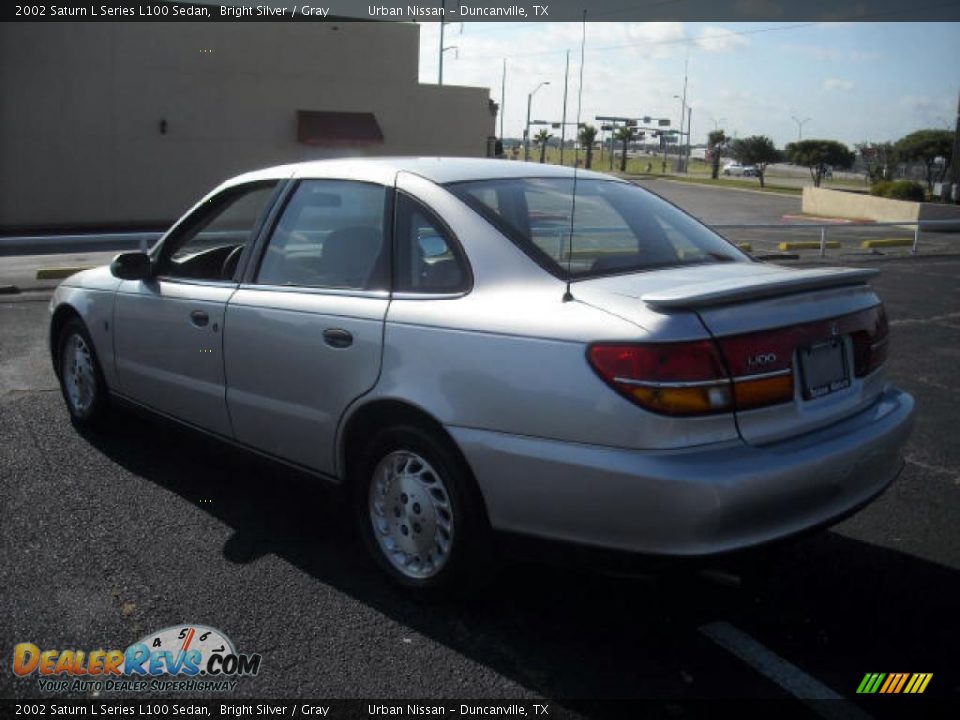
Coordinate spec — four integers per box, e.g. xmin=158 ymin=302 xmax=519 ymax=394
xmin=354 ymin=424 xmax=493 ymax=591
xmin=57 ymin=318 xmax=108 ymax=425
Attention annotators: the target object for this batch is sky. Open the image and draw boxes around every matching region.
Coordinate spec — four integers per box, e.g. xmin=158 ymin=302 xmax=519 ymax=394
xmin=414 ymin=21 xmax=960 ymax=147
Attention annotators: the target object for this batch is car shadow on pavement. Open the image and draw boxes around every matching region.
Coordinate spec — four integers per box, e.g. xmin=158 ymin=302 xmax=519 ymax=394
xmin=80 ymin=405 xmax=960 ymax=712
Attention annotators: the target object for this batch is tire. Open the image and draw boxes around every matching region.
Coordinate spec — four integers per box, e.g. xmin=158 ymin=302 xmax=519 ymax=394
xmin=57 ymin=317 xmax=108 ymax=426
xmin=353 ymin=424 xmax=494 ymax=592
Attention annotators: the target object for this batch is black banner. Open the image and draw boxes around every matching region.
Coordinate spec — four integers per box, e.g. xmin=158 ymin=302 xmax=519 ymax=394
xmin=4 ymin=0 xmax=960 ymax=23
xmin=3 ymin=699 xmax=960 ymax=719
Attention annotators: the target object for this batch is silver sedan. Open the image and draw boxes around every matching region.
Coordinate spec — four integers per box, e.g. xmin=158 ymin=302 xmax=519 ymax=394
xmin=49 ymin=158 xmax=915 ymax=590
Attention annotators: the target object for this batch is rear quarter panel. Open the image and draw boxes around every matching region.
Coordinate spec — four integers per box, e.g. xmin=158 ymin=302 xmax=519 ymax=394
xmin=368 ymin=173 xmax=741 ymax=450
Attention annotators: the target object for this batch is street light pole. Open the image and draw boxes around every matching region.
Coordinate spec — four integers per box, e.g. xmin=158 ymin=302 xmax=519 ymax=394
xmin=524 ymin=81 xmax=549 ymax=162
xmin=791 ymin=115 xmax=812 ymax=141
xmin=678 ymin=56 xmax=688 ymax=171
xmin=499 ymin=58 xmax=506 ymax=141
xmin=560 ymin=50 xmax=570 ymax=166
xmin=438 ymin=0 xmax=445 ymax=85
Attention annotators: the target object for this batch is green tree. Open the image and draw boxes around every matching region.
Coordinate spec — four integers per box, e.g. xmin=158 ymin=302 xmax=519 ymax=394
xmin=784 ymin=139 xmax=855 ymax=188
xmin=614 ymin=126 xmax=636 ymax=172
xmin=729 ymin=135 xmax=781 ymax=188
xmin=578 ymin=124 xmax=598 ymax=169
xmin=856 ymin=141 xmax=896 ymax=184
xmin=894 ymin=129 xmax=953 ymax=194
xmin=534 ymin=128 xmax=552 ymax=164
xmin=707 ymin=129 xmax=728 ymax=179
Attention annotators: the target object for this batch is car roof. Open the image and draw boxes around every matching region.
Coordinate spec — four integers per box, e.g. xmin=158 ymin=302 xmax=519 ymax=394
xmin=224 ymin=156 xmax=620 ymax=188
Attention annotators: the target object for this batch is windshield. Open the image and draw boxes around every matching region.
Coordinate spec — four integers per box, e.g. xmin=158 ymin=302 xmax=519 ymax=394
xmin=446 ymin=178 xmax=749 ymax=279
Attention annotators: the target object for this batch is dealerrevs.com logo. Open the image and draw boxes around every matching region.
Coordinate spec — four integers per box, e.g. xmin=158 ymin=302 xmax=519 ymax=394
xmin=13 ymin=624 xmax=262 ymax=693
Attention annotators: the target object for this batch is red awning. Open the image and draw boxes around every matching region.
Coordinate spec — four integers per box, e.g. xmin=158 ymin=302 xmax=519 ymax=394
xmin=296 ymin=110 xmax=384 ymax=146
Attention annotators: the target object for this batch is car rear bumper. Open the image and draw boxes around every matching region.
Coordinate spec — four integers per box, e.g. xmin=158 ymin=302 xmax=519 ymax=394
xmin=449 ymin=386 xmax=915 ymax=556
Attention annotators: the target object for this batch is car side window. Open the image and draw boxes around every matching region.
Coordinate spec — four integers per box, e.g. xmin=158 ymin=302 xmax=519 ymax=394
xmin=156 ymin=182 xmax=278 ymax=281
xmin=394 ymin=194 xmax=468 ymax=294
xmin=256 ymin=180 xmax=389 ymax=290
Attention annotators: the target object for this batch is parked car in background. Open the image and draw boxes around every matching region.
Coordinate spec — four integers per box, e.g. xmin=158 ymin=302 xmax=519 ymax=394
xmin=723 ymin=162 xmax=759 ymax=177
xmin=49 ymin=158 xmax=915 ymax=591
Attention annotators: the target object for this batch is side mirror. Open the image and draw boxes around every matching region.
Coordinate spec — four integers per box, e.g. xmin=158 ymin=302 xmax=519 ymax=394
xmin=110 ymin=252 xmax=152 ymax=280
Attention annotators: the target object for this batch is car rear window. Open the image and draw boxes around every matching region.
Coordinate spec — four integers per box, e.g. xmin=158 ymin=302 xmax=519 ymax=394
xmin=446 ymin=178 xmax=749 ymax=279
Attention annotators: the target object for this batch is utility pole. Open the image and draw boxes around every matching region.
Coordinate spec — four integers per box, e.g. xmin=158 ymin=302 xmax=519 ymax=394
xmin=686 ymin=106 xmax=692 ymax=172
xmin=679 ymin=55 xmax=688 ymax=172
xmin=499 ymin=59 xmax=506 ymax=141
xmin=560 ymin=50 xmax=570 ymax=166
xmin=791 ymin=115 xmax=812 ymax=141
xmin=438 ymin=1 xmax=445 ymax=85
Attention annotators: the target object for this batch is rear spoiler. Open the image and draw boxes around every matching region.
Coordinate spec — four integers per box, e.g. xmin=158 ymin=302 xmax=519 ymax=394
xmin=641 ymin=267 xmax=879 ymax=309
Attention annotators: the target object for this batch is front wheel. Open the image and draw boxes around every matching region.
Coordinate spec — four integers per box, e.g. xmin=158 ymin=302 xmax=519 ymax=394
xmin=355 ymin=425 xmax=493 ymax=591
xmin=57 ymin=318 xmax=108 ymax=425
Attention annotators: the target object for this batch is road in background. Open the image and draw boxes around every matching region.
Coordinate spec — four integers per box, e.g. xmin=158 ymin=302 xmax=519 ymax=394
xmin=635 ymin=178 xmax=960 ymax=257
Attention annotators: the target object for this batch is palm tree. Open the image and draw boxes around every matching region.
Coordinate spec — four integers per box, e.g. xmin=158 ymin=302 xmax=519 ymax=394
xmin=707 ymin=129 xmax=727 ymax=179
xmin=578 ymin=124 xmax=597 ymax=169
xmin=613 ymin=126 xmax=635 ymax=172
xmin=534 ymin=129 xmax=552 ymax=164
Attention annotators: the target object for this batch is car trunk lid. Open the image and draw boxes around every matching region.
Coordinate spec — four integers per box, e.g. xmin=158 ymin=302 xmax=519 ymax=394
xmin=576 ymin=263 xmax=889 ymax=445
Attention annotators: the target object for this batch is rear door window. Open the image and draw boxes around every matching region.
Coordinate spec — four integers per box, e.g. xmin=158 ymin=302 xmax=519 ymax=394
xmin=256 ymin=180 xmax=390 ymax=290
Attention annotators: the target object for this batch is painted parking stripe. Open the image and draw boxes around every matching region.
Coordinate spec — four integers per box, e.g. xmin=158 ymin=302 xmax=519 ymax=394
xmin=700 ymin=622 xmax=874 ymax=720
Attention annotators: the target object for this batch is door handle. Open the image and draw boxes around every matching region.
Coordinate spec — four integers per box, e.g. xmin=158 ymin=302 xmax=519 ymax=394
xmin=323 ymin=328 xmax=353 ymax=348
xmin=190 ymin=310 xmax=210 ymax=327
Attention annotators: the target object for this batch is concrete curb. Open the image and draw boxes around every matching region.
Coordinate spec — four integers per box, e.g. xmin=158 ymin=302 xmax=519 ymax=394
xmin=861 ymin=238 xmax=914 ymax=249
xmin=36 ymin=267 xmax=92 ymax=280
xmin=778 ymin=241 xmax=842 ymax=251
xmin=781 ymin=214 xmax=859 ymax=224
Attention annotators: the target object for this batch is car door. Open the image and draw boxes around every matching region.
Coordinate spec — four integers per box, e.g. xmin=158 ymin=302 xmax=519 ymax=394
xmin=223 ymin=178 xmax=392 ymax=474
xmin=113 ymin=180 xmax=280 ymax=436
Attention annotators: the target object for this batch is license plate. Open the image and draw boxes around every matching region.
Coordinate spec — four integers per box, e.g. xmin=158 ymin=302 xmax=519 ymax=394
xmin=799 ymin=338 xmax=849 ymax=400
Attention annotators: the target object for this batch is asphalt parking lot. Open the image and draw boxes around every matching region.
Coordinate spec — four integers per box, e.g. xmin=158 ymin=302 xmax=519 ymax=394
xmin=1 ymin=186 xmax=959 ymax=716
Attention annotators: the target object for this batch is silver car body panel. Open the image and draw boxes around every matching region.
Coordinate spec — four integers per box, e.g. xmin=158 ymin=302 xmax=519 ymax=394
xmin=49 ymin=266 xmax=122 ymax=388
xmin=225 ymin=288 xmax=388 ymax=474
xmin=49 ymin=157 xmax=916 ymax=556
xmin=114 ymin=278 xmax=236 ymax=437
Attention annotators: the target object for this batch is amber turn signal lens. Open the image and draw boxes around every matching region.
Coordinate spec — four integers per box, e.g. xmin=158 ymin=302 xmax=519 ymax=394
xmin=733 ymin=373 xmax=794 ymax=410
xmin=629 ymin=384 xmax=733 ymax=415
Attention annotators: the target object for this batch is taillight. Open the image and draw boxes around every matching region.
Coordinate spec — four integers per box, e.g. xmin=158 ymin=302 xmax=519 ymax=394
xmin=851 ymin=304 xmax=889 ymax=376
xmin=716 ymin=329 xmax=797 ymax=410
xmin=587 ymin=342 xmax=733 ymax=416
xmin=589 ymin=305 xmax=889 ymax=417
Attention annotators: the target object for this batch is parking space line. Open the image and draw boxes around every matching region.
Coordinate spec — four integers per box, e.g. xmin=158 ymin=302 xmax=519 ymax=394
xmin=700 ymin=621 xmax=874 ymax=720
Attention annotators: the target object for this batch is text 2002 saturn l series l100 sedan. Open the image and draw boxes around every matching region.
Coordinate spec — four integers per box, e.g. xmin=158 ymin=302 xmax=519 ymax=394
xmin=49 ymin=158 xmax=915 ymax=590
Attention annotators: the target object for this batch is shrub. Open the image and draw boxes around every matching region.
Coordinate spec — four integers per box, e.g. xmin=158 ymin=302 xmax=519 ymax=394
xmin=886 ymin=180 xmax=926 ymax=202
xmin=869 ymin=179 xmax=925 ymax=202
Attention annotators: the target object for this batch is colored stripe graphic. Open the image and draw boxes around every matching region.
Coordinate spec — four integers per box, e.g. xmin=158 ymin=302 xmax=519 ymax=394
xmin=858 ymin=672 xmax=932 ymax=694
xmin=892 ymin=673 xmax=909 ymax=693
